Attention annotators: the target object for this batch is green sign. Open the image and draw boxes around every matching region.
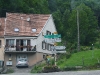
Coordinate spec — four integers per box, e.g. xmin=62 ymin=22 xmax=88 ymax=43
xmin=44 ymin=34 xmax=61 ymax=38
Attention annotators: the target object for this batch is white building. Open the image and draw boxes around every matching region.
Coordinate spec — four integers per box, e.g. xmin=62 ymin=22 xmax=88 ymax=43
xmin=4 ymin=13 xmax=57 ymax=67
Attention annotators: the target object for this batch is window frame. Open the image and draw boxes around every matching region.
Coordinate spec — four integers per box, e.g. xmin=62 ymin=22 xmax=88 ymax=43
xmin=0 ymin=40 xmax=1 ymax=48
xmin=32 ymin=28 xmax=37 ymax=32
xmin=14 ymin=28 xmax=19 ymax=32
xmin=6 ymin=39 xmax=15 ymax=47
xmin=46 ymin=30 xmax=51 ymax=35
xmin=42 ymin=41 xmax=46 ymax=50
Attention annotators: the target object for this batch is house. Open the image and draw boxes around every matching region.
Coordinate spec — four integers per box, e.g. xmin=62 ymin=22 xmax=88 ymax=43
xmin=4 ymin=13 xmax=57 ymax=67
xmin=0 ymin=18 xmax=5 ymax=65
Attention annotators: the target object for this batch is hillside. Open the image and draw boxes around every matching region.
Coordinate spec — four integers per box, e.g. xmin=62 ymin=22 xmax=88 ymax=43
xmin=57 ymin=49 xmax=100 ymax=68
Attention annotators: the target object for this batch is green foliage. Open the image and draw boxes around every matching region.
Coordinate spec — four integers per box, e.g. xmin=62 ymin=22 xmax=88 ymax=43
xmin=80 ymin=46 xmax=90 ymax=51
xmin=31 ymin=63 xmax=45 ymax=73
xmin=66 ymin=52 xmax=71 ymax=59
xmin=67 ymin=4 xmax=98 ymax=45
xmin=7 ymin=68 xmax=14 ymax=74
xmin=0 ymin=0 xmax=100 ymax=49
xmin=63 ymin=66 xmax=77 ymax=71
xmin=94 ymin=40 xmax=100 ymax=49
xmin=43 ymin=65 xmax=59 ymax=73
xmin=51 ymin=59 xmax=55 ymax=65
xmin=57 ymin=49 xmax=100 ymax=69
xmin=0 ymin=0 xmax=50 ymax=17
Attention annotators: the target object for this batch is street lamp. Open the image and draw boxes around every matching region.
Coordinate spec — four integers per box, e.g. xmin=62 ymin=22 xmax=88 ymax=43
xmin=92 ymin=44 xmax=94 ymax=58
xmin=92 ymin=44 xmax=93 ymax=50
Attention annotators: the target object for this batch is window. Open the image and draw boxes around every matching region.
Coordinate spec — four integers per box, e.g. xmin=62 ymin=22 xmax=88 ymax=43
xmin=9 ymin=40 xmax=14 ymax=46
xmin=45 ymin=43 xmax=53 ymax=51
xmin=0 ymin=40 xmax=1 ymax=48
xmin=32 ymin=28 xmax=37 ymax=32
xmin=27 ymin=18 xmax=30 ymax=21
xmin=42 ymin=41 xmax=46 ymax=50
xmin=6 ymin=39 xmax=14 ymax=47
xmin=48 ymin=44 xmax=51 ymax=51
xmin=48 ymin=44 xmax=53 ymax=51
xmin=46 ymin=43 xmax=49 ymax=50
xmin=27 ymin=40 xmax=30 ymax=46
xmin=43 ymin=55 xmax=46 ymax=59
xmin=46 ymin=31 xmax=51 ymax=35
xmin=23 ymin=40 xmax=27 ymax=46
xmin=14 ymin=28 xmax=19 ymax=32
xmin=51 ymin=45 xmax=54 ymax=51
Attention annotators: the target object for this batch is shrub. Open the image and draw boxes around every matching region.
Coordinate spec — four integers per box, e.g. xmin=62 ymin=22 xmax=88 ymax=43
xmin=42 ymin=65 xmax=60 ymax=73
xmin=63 ymin=66 xmax=77 ymax=71
xmin=7 ymin=68 xmax=14 ymax=73
xmin=31 ymin=65 xmax=43 ymax=73
xmin=66 ymin=52 xmax=71 ymax=59
xmin=51 ymin=59 xmax=55 ymax=65
xmin=80 ymin=46 xmax=90 ymax=51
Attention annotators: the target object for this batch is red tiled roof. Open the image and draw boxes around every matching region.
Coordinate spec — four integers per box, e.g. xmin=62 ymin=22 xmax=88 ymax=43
xmin=5 ymin=13 xmax=50 ymax=36
xmin=0 ymin=18 xmax=5 ymax=37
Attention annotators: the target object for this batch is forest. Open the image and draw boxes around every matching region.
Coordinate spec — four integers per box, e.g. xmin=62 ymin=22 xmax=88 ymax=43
xmin=0 ymin=0 xmax=100 ymax=51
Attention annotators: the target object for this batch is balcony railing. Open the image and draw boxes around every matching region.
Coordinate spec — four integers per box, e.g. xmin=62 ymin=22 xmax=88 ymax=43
xmin=5 ymin=45 xmax=36 ymax=52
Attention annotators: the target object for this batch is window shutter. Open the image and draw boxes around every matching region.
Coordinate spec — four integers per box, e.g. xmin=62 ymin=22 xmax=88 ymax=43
xmin=0 ymin=40 xmax=1 ymax=48
xmin=42 ymin=41 xmax=46 ymax=50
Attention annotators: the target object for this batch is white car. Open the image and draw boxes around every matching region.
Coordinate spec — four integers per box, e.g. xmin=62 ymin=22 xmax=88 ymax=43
xmin=16 ymin=59 xmax=28 ymax=67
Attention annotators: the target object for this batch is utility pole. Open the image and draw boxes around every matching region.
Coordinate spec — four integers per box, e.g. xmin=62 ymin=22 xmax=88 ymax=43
xmin=77 ymin=9 xmax=80 ymax=51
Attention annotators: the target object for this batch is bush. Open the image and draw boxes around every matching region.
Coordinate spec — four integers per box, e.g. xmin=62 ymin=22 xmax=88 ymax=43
xmin=51 ymin=59 xmax=55 ymax=65
xmin=63 ymin=66 xmax=77 ymax=71
xmin=31 ymin=65 xmax=43 ymax=73
xmin=42 ymin=66 xmax=60 ymax=73
xmin=7 ymin=68 xmax=14 ymax=74
xmin=80 ymin=46 xmax=90 ymax=51
xmin=66 ymin=52 xmax=71 ymax=59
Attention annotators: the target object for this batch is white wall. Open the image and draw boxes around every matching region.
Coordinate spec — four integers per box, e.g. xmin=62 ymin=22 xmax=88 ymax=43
xmin=36 ymin=15 xmax=57 ymax=54
xmin=31 ymin=38 xmax=37 ymax=46
xmin=0 ymin=38 xmax=5 ymax=61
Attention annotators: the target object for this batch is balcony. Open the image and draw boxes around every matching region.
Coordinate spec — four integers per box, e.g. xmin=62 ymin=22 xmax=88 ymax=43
xmin=5 ymin=45 xmax=36 ymax=53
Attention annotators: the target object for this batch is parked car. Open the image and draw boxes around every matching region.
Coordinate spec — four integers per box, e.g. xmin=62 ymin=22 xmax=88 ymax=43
xmin=16 ymin=59 xmax=28 ymax=67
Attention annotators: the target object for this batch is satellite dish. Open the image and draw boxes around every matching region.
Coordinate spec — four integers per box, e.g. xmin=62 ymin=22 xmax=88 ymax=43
xmin=27 ymin=18 xmax=30 ymax=21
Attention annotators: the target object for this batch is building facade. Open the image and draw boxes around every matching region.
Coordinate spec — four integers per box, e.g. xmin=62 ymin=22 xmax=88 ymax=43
xmin=3 ymin=13 xmax=57 ymax=67
xmin=0 ymin=18 xmax=5 ymax=62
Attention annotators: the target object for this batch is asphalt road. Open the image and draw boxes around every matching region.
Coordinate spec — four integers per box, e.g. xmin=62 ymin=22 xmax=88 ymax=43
xmin=1 ymin=70 xmax=100 ymax=75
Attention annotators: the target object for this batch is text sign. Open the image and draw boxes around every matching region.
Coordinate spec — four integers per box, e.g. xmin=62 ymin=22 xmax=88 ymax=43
xmin=45 ymin=38 xmax=61 ymax=43
xmin=44 ymin=34 xmax=61 ymax=38
xmin=55 ymin=46 xmax=66 ymax=50
xmin=56 ymin=51 xmax=66 ymax=53
xmin=52 ymin=49 xmax=66 ymax=53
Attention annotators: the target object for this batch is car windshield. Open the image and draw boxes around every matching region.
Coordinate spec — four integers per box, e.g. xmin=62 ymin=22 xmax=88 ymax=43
xmin=18 ymin=59 xmax=27 ymax=62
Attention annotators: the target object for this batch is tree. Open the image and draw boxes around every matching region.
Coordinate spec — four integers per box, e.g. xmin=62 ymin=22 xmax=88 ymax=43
xmin=68 ymin=4 xmax=98 ymax=46
xmin=0 ymin=0 xmax=50 ymax=17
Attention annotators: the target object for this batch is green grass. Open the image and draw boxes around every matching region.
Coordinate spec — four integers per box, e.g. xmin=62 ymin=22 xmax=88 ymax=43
xmin=31 ymin=49 xmax=100 ymax=73
xmin=57 ymin=49 xmax=100 ymax=69
xmin=31 ymin=62 xmax=46 ymax=73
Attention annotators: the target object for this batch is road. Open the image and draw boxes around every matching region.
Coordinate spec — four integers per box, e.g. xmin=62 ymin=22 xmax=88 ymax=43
xmin=1 ymin=70 xmax=100 ymax=75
